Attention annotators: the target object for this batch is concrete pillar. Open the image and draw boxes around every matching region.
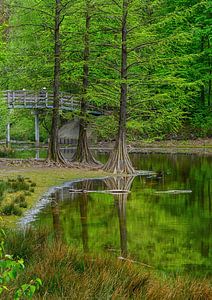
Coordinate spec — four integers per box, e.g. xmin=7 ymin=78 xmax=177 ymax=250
xmin=6 ymin=122 xmax=10 ymax=147
xmin=35 ymin=149 xmax=40 ymax=160
xmin=6 ymin=108 xmax=11 ymax=147
xmin=34 ymin=111 xmax=40 ymax=147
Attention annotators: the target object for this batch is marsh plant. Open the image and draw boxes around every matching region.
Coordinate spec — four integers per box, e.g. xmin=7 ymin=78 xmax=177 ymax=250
xmin=3 ymin=228 xmax=212 ymax=300
xmin=0 ymin=176 xmax=36 ymax=216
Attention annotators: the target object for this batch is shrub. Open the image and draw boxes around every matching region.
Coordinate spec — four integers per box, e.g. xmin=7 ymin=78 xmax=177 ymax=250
xmin=0 ymin=146 xmax=15 ymax=158
xmin=14 ymin=193 xmax=26 ymax=204
xmin=19 ymin=201 xmax=28 ymax=208
xmin=1 ymin=203 xmax=22 ymax=216
xmin=0 ymin=228 xmax=42 ymax=299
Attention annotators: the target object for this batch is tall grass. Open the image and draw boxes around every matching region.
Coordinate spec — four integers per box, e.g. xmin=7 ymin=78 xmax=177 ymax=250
xmin=3 ymin=229 xmax=212 ymax=300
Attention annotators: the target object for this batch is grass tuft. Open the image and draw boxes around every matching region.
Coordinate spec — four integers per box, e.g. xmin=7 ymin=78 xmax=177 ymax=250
xmin=3 ymin=228 xmax=212 ymax=300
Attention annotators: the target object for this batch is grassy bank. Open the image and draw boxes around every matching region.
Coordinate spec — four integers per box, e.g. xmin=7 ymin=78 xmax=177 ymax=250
xmin=131 ymin=138 xmax=212 ymax=149
xmin=0 ymin=162 xmax=106 ymax=226
xmin=1 ymin=162 xmax=212 ymax=299
xmin=2 ymin=228 xmax=212 ymax=300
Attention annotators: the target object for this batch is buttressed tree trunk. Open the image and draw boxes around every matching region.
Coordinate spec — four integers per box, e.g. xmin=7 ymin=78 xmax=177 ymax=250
xmin=72 ymin=0 xmax=99 ymax=165
xmin=103 ymin=0 xmax=134 ymax=174
xmin=47 ymin=0 xmax=66 ymax=164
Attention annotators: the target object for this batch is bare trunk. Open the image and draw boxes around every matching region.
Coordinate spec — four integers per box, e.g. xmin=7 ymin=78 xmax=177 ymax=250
xmin=72 ymin=0 xmax=99 ymax=165
xmin=103 ymin=0 xmax=134 ymax=174
xmin=47 ymin=0 xmax=66 ymax=164
xmin=208 ymin=38 xmax=211 ymax=107
xmin=200 ymin=35 xmax=205 ymax=105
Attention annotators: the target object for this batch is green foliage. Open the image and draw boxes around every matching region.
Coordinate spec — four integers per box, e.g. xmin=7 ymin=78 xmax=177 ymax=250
xmin=0 ymin=228 xmax=42 ymax=299
xmin=191 ymin=105 xmax=212 ymax=137
xmin=0 ymin=0 xmax=211 ymax=141
xmin=92 ymin=115 xmax=118 ymax=141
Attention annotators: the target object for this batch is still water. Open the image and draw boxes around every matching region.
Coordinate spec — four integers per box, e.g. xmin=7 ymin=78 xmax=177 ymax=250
xmin=27 ymin=153 xmax=212 ymax=277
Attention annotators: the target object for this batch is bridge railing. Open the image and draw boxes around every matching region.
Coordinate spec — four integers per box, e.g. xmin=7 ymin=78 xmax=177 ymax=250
xmin=1 ymin=90 xmax=115 ymax=115
xmin=3 ymin=90 xmax=80 ymax=110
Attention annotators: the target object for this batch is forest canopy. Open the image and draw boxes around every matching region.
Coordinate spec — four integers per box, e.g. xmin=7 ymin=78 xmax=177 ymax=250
xmin=0 ymin=0 xmax=211 ymax=142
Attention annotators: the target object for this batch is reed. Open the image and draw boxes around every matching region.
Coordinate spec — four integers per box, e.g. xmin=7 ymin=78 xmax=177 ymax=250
xmin=3 ymin=228 xmax=212 ymax=300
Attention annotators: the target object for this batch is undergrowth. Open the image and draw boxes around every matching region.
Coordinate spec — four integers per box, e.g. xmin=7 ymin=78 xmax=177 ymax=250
xmin=3 ymin=228 xmax=212 ymax=300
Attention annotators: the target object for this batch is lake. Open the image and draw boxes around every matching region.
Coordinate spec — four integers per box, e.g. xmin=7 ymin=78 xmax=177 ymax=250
xmin=20 ymin=152 xmax=212 ymax=277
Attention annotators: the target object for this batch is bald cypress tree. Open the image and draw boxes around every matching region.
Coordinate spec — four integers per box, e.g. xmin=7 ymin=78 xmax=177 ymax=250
xmin=71 ymin=0 xmax=99 ymax=165
xmin=103 ymin=0 xmax=135 ymax=174
xmin=47 ymin=0 xmax=66 ymax=164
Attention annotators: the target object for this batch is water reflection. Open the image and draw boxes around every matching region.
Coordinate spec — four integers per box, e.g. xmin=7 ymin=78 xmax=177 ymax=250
xmin=79 ymin=194 xmax=89 ymax=253
xmin=104 ymin=176 xmax=135 ymax=258
xmin=51 ymin=190 xmax=62 ymax=240
xmin=34 ymin=154 xmax=212 ymax=277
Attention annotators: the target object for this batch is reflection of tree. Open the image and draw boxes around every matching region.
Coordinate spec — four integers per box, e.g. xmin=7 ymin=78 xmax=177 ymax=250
xmin=116 ymin=196 xmax=128 ymax=257
xmin=104 ymin=176 xmax=135 ymax=258
xmin=79 ymin=193 xmax=89 ymax=253
xmin=51 ymin=190 xmax=62 ymax=240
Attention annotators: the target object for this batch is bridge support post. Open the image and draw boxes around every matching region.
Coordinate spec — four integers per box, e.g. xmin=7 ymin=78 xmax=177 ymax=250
xmin=6 ymin=122 xmax=10 ymax=147
xmin=34 ymin=110 xmax=40 ymax=147
xmin=6 ymin=109 xmax=11 ymax=147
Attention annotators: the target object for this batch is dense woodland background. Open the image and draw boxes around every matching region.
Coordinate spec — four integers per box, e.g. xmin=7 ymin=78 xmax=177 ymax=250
xmin=0 ymin=0 xmax=211 ymax=143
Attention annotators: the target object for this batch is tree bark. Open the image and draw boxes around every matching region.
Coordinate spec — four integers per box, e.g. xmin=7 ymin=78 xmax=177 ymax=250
xmin=103 ymin=0 xmax=135 ymax=174
xmin=208 ymin=38 xmax=211 ymax=107
xmin=47 ymin=0 xmax=66 ymax=164
xmin=72 ymin=0 xmax=99 ymax=165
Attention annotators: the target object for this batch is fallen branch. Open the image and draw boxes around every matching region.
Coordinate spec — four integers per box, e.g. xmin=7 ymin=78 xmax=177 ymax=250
xmin=155 ymin=190 xmax=192 ymax=194
xmin=118 ymin=256 xmax=153 ymax=268
xmin=69 ymin=189 xmax=131 ymax=194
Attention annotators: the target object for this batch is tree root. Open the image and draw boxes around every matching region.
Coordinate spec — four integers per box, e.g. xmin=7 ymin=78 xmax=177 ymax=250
xmin=103 ymin=139 xmax=135 ymax=174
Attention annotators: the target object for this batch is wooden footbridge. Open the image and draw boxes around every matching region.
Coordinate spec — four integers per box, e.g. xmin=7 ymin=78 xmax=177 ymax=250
xmin=3 ymin=90 xmax=103 ymax=113
xmin=1 ymin=90 xmax=107 ymax=146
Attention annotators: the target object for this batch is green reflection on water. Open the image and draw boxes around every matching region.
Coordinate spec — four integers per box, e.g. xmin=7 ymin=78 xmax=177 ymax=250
xmin=32 ymin=154 xmax=212 ymax=277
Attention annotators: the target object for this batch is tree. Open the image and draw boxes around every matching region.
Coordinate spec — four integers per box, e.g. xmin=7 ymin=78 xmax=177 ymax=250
xmin=47 ymin=0 xmax=67 ymax=164
xmin=71 ymin=0 xmax=99 ymax=165
xmin=103 ymin=0 xmax=135 ymax=174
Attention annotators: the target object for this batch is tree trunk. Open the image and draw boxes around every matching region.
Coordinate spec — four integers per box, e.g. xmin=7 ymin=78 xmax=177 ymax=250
xmin=208 ymin=38 xmax=211 ymax=107
xmin=200 ymin=35 xmax=205 ymax=105
xmin=72 ymin=0 xmax=99 ymax=165
xmin=47 ymin=0 xmax=66 ymax=164
xmin=103 ymin=0 xmax=134 ymax=174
